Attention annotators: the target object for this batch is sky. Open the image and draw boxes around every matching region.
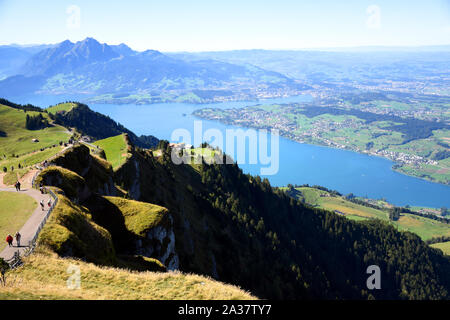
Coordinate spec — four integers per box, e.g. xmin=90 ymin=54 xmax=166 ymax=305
xmin=0 ymin=0 xmax=449 ymax=52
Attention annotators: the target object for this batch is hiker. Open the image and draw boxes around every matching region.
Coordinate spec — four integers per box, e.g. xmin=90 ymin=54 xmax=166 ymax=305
xmin=47 ymin=199 xmax=52 ymax=208
xmin=40 ymin=200 xmax=45 ymax=211
xmin=15 ymin=232 xmax=21 ymax=247
xmin=39 ymin=182 xmax=47 ymax=194
xmin=6 ymin=234 xmax=13 ymax=247
xmin=16 ymin=181 xmax=21 ymax=191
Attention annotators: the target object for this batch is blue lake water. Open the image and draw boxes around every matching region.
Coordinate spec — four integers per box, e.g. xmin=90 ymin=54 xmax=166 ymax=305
xmin=7 ymin=94 xmax=450 ymax=208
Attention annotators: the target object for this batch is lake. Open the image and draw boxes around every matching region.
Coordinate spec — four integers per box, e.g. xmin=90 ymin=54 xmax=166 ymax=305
xmin=86 ymin=97 xmax=450 ymax=209
xmin=8 ymin=94 xmax=450 ymax=208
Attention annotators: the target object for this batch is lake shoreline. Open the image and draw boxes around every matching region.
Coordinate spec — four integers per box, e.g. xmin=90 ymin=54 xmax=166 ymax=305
xmin=5 ymin=94 xmax=449 ymax=208
xmin=193 ymin=111 xmax=449 ymax=187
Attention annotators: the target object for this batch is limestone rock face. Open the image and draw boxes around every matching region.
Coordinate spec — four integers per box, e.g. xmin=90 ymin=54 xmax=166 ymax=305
xmin=135 ymin=214 xmax=179 ymax=270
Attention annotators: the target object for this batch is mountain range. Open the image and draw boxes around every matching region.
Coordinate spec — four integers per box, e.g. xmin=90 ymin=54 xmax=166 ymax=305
xmin=0 ymin=38 xmax=304 ymax=102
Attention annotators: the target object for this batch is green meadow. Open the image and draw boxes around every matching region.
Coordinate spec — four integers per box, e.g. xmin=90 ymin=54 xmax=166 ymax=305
xmin=284 ymin=186 xmax=450 ymax=242
xmin=0 ymin=104 xmax=70 ymax=171
xmin=431 ymin=242 xmax=450 ymax=256
xmin=46 ymin=103 xmax=77 ymax=114
xmin=94 ymin=134 xmax=129 ymax=170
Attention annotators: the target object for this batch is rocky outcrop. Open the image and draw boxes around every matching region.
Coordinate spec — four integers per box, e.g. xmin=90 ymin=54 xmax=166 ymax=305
xmin=128 ymin=159 xmax=141 ymax=200
xmin=135 ymin=214 xmax=179 ymax=270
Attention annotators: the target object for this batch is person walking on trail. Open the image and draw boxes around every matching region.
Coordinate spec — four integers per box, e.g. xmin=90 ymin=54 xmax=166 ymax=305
xmin=16 ymin=181 xmax=21 ymax=191
xmin=39 ymin=182 xmax=46 ymax=194
xmin=6 ymin=234 xmax=13 ymax=247
xmin=15 ymin=232 xmax=21 ymax=247
xmin=47 ymin=199 xmax=52 ymax=208
xmin=40 ymin=200 xmax=45 ymax=211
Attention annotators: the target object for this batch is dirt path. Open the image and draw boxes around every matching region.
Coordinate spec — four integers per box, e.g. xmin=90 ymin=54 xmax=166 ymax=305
xmin=0 ymin=187 xmax=53 ymax=261
xmin=18 ymin=169 xmax=39 ymax=189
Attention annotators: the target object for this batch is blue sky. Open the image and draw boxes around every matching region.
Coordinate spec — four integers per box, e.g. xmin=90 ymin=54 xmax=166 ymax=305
xmin=0 ymin=0 xmax=449 ymax=51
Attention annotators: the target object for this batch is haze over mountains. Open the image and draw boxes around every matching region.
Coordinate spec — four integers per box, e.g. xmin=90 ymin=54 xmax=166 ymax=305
xmin=1 ymin=37 xmax=448 ymax=104
xmin=170 ymin=48 xmax=450 ymax=82
xmin=0 ymin=37 xmax=302 ymax=101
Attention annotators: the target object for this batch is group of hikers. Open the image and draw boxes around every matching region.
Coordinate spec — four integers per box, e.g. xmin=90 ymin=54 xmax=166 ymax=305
xmin=5 ymin=232 xmax=21 ymax=247
xmin=4 ymin=180 xmax=51 ymax=252
xmin=40 ymin=199 xmax=52 ymax=211
xmin=39 ymin=182 xmax=47 ymax=195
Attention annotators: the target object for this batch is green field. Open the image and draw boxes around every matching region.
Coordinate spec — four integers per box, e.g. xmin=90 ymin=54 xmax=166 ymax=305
xmin=94 ymin=134 xmax=129 ymax=170
xmin=431 ymin=242 xmax=450 ymax=256
xmin=0 ymin=104 xmax=70 ymax=170
xmin=0 ymin=192 xmax=37 ymax=251
xmin=46 ymin=103 xmax=76 ymax=114
xmin=288 ymin=187 xmax=388 ymax=220
xmin=284 ymin=186 xmax=450 ymax=241
xmin=391 ymin=214 xmax=450 ymax=240
xmin=0 ymin=145 xmax=65 ymax=173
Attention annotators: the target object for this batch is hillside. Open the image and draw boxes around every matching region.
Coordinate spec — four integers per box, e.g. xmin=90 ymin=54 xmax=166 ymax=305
xmin=282 ymin=185 xmax=450 ymax=241
xmin=50 ymin=102 xmax=158 ymax=148
xmin=14 ymin=150 xmax=253 ymax=299
xmin=111 ymin=138 xmax=450 ymax=299
xmin=94 ymin=134 xmax=130 ymax=170
xmin=0 ymin=100 xmax=73 ymax=187
xmin=0 ymin=251 xmax=255 ymax=300
xmin=0 ymin=103 xmax=70 ymax=158
xmin=3 ymin=99 xmax=450 ymax=300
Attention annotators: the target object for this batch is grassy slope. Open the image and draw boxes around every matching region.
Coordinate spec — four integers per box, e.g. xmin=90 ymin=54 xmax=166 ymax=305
xmin=46 ymin=103 xmax=76 ymax=115
xmin=0 ymin=192 xmax=36 ymax=250
xmin=35 ymin=167 xmax=86 ymax=200
xmin=6 ymin=190 xmax=255 ymax=300
xmin=0 ymin=104 xmax=70 ymax=171
xmin=37 ymin=192 xmax=116 ymax=265
xmin=392 ymin=214 xmax=450 ymax=240
xmin=0 ymin=104 xmax=70 ymax=157
xmin=104 ymin=196 xmax=168 ymax=237
xmin=286 ymin=187 xmax=388 ymax=220
xmin=0 ymin=251 xmax=256 ymax=300
xmin=2 ymin=168 xmax=28 ymax=186
xmin=287 ymin=187 xmax=450 ymax=241
xmin=94 ymin=134 xmax=129 ymax=170
xmin=431 ymin=242 xmax=450 ymax=256
xmin=1 ymin=146 xmax=65 ymax=172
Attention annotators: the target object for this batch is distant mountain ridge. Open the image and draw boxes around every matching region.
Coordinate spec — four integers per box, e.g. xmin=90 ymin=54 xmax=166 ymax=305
xmin=20 ymin=38 xmax=120 ymax=76
xmin=0 ymin=37 xmax=303 ymax=101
